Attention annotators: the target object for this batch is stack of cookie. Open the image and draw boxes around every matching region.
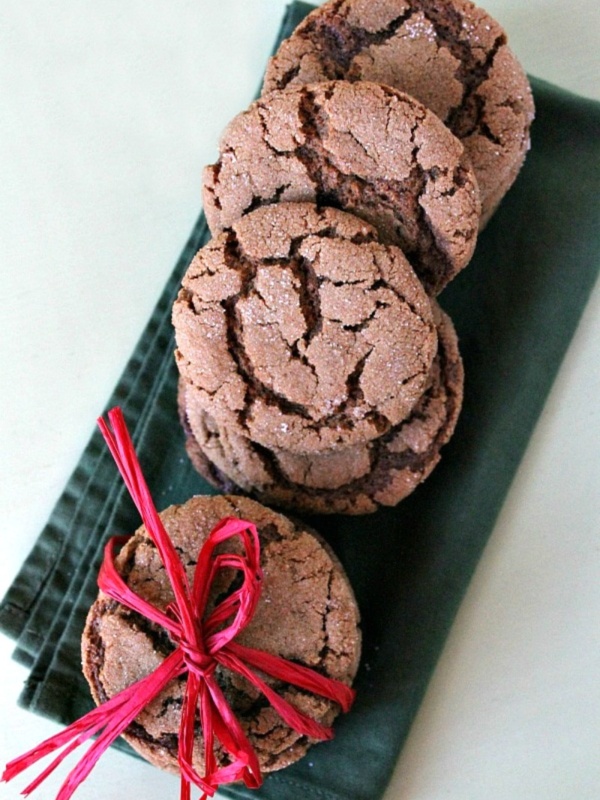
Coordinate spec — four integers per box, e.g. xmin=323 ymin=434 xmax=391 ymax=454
xmin=173 ymin=0 xmax=534 ymax=515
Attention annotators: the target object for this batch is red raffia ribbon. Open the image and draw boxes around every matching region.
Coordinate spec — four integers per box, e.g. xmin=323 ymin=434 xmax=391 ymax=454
xmin=2 ymin=407 xmax=355 ymax=800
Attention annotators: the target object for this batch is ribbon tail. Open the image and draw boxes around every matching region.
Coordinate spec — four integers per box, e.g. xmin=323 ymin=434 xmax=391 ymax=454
xmin=3 ymin=651 xmax=183 ymax=800
xmin=177 ymin=672 xmax=217 ymax=799
xmin=198 ymin=679 xmax=216 ymax=790
xmin=4 ymin=722 xmax=106 ymax=797
xmin=228 ymin=641 xmax=355 ymax=711
xmin=177 ymin=671 xmax=258 ymax=797
xmin=201 ymin=673 xmax=262 ymax=790
xmin=219 ymin=649 xmax=338 ymax=741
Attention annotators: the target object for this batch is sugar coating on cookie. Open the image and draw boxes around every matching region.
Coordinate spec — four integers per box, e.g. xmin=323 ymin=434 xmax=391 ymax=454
xmin=263 ymin=0 xmax=534 ymax=227
xmin=180 ymin=304 xmax=463 ymax=515
xmin=82 ymin=494 xmax=361 ymax=774
xmin=203 ymin=81 xmax=480 ymax=295
xmin=174 ymin=203 xmax=438 ymax=455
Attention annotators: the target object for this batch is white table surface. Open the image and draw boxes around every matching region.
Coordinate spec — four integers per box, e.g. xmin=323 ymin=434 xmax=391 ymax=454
xmin=1 ymin=2 xmax=599 ymax=798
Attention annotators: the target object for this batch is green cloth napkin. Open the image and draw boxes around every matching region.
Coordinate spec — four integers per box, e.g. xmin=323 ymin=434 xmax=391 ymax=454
xmin=2 ymin=3 xmax=600 ymax=799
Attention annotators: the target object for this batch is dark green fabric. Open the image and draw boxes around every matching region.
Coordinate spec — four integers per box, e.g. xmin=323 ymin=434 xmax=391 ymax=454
xmin=2 ymin=3 xmax=599 ymax=798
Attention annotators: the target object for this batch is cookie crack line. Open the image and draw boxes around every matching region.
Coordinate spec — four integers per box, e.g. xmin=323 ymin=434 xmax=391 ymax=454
xmin=198 ymin=362 xmax=451 ymax=511
xmin=277 ymin=0 xmax=512 ymax=146
xmin=288 ymin=235 xmax=323 ymax=350
xmin=299 ymin=1 xmax=415 ymax=77
xmin=186 ymin=214 xmax=435 ymax=435
xmin=220 ymin=240 xmax=335 ymax=427
xmin=156 ymin=697 xmax=183 ymax=719
xmin=292 ymin=86 xmax=457 ymax=290
xmin=217 ymin=227 xmax=323 ymax=427
xmin=256 ymin=102 xmax=298 ymax=159
xmin=447 ymin=34 xmax=506 ymax=139
xmin=412 ymin=2 xmax=505 ymax=125
xmin=372 ymin=248 xmax=433 ymax=325
xmin=403 ymin=112 xmax=450 ymax=291
xmin=318 ymin=569 xmax=334 ymax=667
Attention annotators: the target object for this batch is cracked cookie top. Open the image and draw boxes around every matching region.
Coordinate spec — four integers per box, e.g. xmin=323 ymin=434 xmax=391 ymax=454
xmin=173 ymin=203 xmax=438 ymax=455
xmin=82 ymin=494 xmax=361 ymax=774
xmin=180 ymin=303 xmax=464 ymax=515
xmin=202 ymin=80 xmax=480 ymax=295
xmin=263 ymin=0 xmax=534 ymax=228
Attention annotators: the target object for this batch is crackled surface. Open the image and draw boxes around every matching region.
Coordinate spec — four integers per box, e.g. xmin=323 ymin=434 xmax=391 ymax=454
xmin=174 ymin=203 xmax=438 ymax=455
xmin=263 ymin=0 xmax=535 ymax=227
xmin=82 ymin=494 xmax=361 ymax=774
xmin=202 ymin=81 xmax=480 ymax=295
xmin=180 ymin=304 xmax=463 ymax=515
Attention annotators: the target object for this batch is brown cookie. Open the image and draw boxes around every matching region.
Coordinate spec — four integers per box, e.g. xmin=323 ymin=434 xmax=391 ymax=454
xmin=173 ymin=202 xmax=438 ymax=455
xmin=202 ymin=80 xmax=480 ymax=295
xmin=263 ymin=0 xmax=535 ymax=227
xmin=82 ymin=494 xmax=361 ymax=774
xmin=180 ymin=303 xmax=463 ymax=515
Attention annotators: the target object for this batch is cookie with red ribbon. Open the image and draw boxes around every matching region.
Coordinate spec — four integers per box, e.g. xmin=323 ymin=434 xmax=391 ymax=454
xmin=82 ymin=493 xmax=361 ymax=776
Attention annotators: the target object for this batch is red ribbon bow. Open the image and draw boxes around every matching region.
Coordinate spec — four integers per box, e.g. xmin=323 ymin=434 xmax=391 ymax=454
xmin=2 ymin=407 xmax=355 ymax=800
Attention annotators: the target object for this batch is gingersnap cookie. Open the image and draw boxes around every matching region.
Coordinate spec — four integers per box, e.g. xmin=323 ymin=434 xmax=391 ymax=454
xmin=174 ymin=202 xmax=438 ymax=456
xmin=180 ymin=304 xmax=463 ymax=515
xmin=82 ymin=494 xmax=361 ymax=774
xmin=263 ymin=0 xmax=535 ymax=228
xmin=202 ymin=80 xmax=480 ymax=295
